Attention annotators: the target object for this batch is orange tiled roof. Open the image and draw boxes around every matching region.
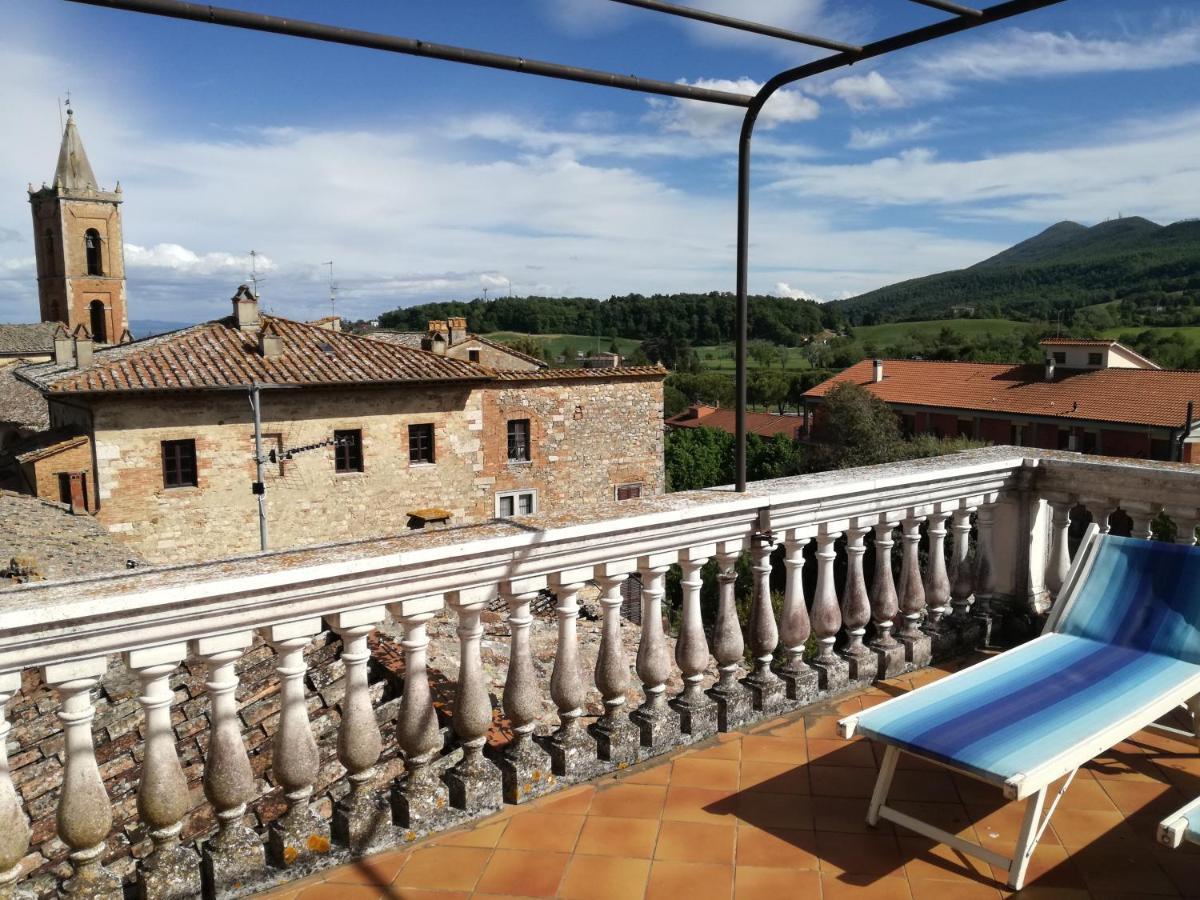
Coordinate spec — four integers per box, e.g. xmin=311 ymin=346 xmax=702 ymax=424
xmin=490 ymin=366 xmax=666 ymax=381
xmin=804 ymin=359 xmax=1200 ymax=428
xmin=1039 ymin=338 xmax=1119 ymax=347
xmin=665 ymin=405 xmax=803 ymax=438
xmin=18 ymin=315 xmax=489 ymax=394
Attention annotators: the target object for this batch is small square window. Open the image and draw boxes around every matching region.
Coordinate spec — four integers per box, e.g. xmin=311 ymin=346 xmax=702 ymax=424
xmin=615 ymin=483 xmax=642 ymax=501
xmin=496 ymin=490 xmax=536 ymax=518
xmin=409 ymin=423 xmax=435 ymax=464
xmin=162 ymin=439 xmax=197 ymax=488
xmin=334 ymin=429 xmax=363 ymax=473
xmin=1053 ymin=352 xmax=1066 ymax=365
xmin=507 ymin=419 xmax=531 ymax=462
xmin=468 ymin=349 xmax=481 ymax=363
xmin=1088 ymin=352 xmax=1102 ymax=366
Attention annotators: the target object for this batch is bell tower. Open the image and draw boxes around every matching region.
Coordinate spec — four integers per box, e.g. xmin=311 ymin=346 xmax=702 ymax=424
xmin=28 ymin=107 xmax=129 ymax=343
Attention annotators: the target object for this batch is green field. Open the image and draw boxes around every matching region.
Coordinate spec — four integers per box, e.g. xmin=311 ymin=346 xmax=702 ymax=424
xmin=483 ymin=332 xmax=641 ymax=360
xmin=693 ymin=345 xmax=812 ymax=371
xmin=850 ymin=318 xmax=1039 ymax=347
xmin=1102 ymin=326 xmax=1200 ymax=350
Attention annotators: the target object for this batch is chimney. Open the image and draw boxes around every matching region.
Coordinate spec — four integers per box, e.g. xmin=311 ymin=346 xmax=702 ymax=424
xmin=53 ymin=326 xmax=74 ymax=366
xmin=232 ymin=284 xmax=260 ymax=331
xmin=72 ymin=325 xmax=93 ymax=369
xmin=447 ymin=316 xmax=468 ymax=346
xmin=1044 ymin=356 xmax=1056 ymax=382
xmin=425 ymin=320 xmax=449 ymax=355
xmin=872 ymin=359 xmax=883 ymax=383
xmin=259 ymin=322 xmax=283 ymax=359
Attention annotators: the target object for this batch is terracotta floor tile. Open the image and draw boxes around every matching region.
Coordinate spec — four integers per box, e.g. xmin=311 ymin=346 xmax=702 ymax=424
xmin=889 ymin=769 xmax=961 ymax=804
xmin=654 ymin=820 xmax=736 ymax=864
xmin=813 ymin=796 xmax=892 ymax=835
xmin=897 ymin=835 xmax=993 ymax=883
xmin=739 ymin=759 xmax=810 ymax=795
xmin=1100 ymin=778 xmax=1187 ymax=817
xmin=970 ymin=803 xmax=1061 ymax=848
xmin=907 ymin=878 xmax=1003 ymax=899
xmin=1044 ymin=776 xmax=1120 ymax=812
xmin=661 ymin=784 xmax=739 ymax=824
xmin=889 ymin=800 xmax=976 ymax=838
xmin=808 ymin=738 xmax=878 ymax=767
xmin=736 ymin=790 xmax=814 ymax=831
xmin=574 ymin=815 xmax=660 ymax=858
xmin=671 ymin=756 xmax=740 ymax=790
xmin=766 ymin=717 xmax=810 ymax=739
xmin=322 ymin=848 xmax=409 ymax=886
xmin=1071 ymin=840 xmax=1179 ymax=895
xmin=621 ymin=763 xmax=672 ymax=785
xmin=645 ymin=860 xmax=734 ymax=900
xmin=734 ymin=824 xmax=819 ymax=870
xmin=1049 ymin=807 xmax=1133 ymax=850
xmin=686 ymin=738 xmax=742 ymax=760
xmin=495 ymin=811 xmax=584 ymax=852
xmin=294 ymin=887 xmax=383 ymax=900
xmin=474 ymin=848 xmax=569 ymax=898
xmin=558 ymin=854 xmax=651 ymax=900
xmin=387 ymin=892 xmax=469 ymax=900
xmin=807 ymin=714 xmax=859 ymax=739
xmin=589 ymin=783 xmax=668 ymax=819
xmin=809 ymin=764 xmax=877 ymax=799
xmin=734 ymin=865 xmax=820 ymax=899
xmin=952 ymin=776 xmax=1005 ymax=807
xmin=438 ymin=819 xmax=508 ymax=848
xmin=392 ymin=845 xmax=492 ymax=892
xmin=531 ymin=784 xmax=595 ymax=816
xmin=820 ymin=874 xmax=913 ymax=899
xmin=985 ymin=843 xmax=1083 ymax=890
xmin=816 ymin=830 xmax=905 ymax=877
xmin=740 ymin=735 xmax=808 ymax=763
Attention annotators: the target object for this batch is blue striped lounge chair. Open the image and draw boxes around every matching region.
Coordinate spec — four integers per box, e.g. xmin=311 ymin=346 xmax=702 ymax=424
xmin=838 ymin=524 xmax=1200 ymax=890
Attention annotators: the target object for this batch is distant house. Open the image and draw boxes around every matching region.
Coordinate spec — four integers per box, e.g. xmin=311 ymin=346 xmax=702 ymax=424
xmin=583 ymin=351 xmax=621 ymax=369
xmin=665 ymin=404 xmax=804 ymax=440
xmin=803 ymin=338 xmax=1200 ymax=462
xmin=369 ymin=318 xmax=545 ymax=371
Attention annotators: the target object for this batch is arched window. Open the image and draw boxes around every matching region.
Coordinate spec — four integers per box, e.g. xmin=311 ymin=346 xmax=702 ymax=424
xmin=42 ymin=229 xmax=55 ymax=276
xmin=84 ymin=229 xmax=103 ymax=276
xmin=89 ymin=300 xmax=107 ymax=343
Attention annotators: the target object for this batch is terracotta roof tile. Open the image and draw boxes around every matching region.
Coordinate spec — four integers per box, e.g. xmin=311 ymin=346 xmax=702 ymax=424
xmin=804 ymin=359 xmax=1200 ymax=428
xmin=665 ymin=406 xmax=802 ymax=438
xmin=0 ymin=323 xmax=60 ymax=356
xmin=490 ymin=366 xmax=666 ymax=381
xmin=0 ymin=366 xmax=49 ymax=431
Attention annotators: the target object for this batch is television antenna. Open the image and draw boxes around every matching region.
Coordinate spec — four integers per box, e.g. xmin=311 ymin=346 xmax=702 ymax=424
xmin=322 ymin=260 xmax=338 ymax=318
xmin=248 ymin=250 xmax=266 ymax=299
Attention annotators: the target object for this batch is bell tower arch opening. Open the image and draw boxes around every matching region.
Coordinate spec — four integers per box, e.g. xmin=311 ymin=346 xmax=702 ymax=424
xmin=89 ymin=300 xmax=107 ymax=343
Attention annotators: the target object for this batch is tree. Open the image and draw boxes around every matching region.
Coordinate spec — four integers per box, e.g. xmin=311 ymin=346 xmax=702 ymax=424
xmin=806 ymin=382 xmax=904 ymax=471
xmin=664 ymin=427 xmax=733 ymax=491
xmin=748 ymin=433 xmax=801 ymax=480
xmin=748 ymin=370 xmax=788 ymax=413
xmin=663 ymin=385 xmax=689 ymax=419
xmin=502 ymin=335 xmax=544 ymax=359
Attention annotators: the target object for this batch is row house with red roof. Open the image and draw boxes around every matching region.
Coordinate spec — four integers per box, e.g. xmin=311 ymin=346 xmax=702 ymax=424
xmin=803 ymin=339 xmax=1200 ymax=463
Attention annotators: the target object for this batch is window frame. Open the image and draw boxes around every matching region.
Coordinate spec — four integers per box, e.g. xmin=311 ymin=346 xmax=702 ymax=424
xmin=495 ymin=489 xmax=537 ymax=518
xmin=333 ymin=428 xmax=364 ymax=473
xmin=408 ymin=423 xmax=436 ymax=465
xmin=84 ymin=228 xmax=103 ymax=276
xmin=506 ymin=418 xmax=532 ymax=463
xmin=1088 ymin=352 xmax=1103 ymax=366
xmin=161 ymin=438 xmax=198 ymax=489
xmin=468 ymin=349 xmax=481 ymax=363
xmin=1053 ymin=352 xmax=1066 ymax=365
xmin=615 ymin=483 xmax=643 ymax=502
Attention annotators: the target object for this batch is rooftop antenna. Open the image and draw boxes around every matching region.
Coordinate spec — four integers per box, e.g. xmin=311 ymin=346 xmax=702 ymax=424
xmin=483 ymin=286 xmax=490 ymax=301
xmin=249 ymin=250 xmax=261 ymax=298
xmin=322 ymin=260 xmax=337 ymax=318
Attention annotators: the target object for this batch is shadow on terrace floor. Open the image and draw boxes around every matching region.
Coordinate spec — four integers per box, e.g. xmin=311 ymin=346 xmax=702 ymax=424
xmin=260 ymin=655 xmax=1200 ymax=899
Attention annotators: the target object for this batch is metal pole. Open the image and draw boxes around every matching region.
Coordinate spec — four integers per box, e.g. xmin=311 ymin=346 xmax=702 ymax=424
xmin=250 ymin=383 xmax=268 ymax=551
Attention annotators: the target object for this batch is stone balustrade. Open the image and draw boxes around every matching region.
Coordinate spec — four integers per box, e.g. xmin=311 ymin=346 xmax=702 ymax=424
xmin=0 ymin=447 xmax=1196 ymax=897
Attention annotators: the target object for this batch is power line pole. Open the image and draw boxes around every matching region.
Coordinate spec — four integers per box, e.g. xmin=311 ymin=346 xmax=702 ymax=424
xmin=249 ymin=383 xmax=269 ymax=552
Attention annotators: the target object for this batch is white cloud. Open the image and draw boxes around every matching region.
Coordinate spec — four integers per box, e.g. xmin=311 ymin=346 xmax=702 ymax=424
xmin=848 ymin=119 xmax=937 ymax=151
xmin=774 ymin=282 xmax=823 ymax=301
xmin=646 ymin=77 xmax=819 ymax=138
xmin=825 ymin=72 xmax=904 ymax=111
xmin=125 ymin=244 xmax=272 ymax=276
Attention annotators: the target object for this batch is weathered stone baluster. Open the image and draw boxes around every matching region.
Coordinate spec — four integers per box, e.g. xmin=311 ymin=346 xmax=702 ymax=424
xmin=329 ymin=609 xmax=391 ymax=852
xmin=921 ymin=509 xmax=953 ymax=656
xmin=1128 ymin=504 xmax=1156 ymax=541
xmin=0 ymin=673 xmax=32 ymax=900
xmin=743 ymin=538 xmax=784 ymax=713
xmin=898 ymin=513 xmax=932 ymax=668
xmin=674 ymin=547 xmax=717 ymax=737
xmin=840 ymin=522 xmax=877 ymax=684
xmin=193 ymin=632 xmax=264 ymax=895
xmin=1045 ymin=500 xmax=1072 ymax=599
xmin=547 ymin=570 xmax=600 ymax=776
xmin=869 ymin=518 xmax=905 ymax=678
xmin=389 ymin=597 xmax=450 ymax=830
xmin=261 ymin=620 xmax=330 ymax=867
xmin=809 ymin=525 xmax=849 ymax=692
xmin=972 ymin=499 xmax=999 ymax=642
xmin=708 ymin=546 xmax=752 ymax=731
xmin=445 ymin=588 xmax=504 ymax=811
xmin=632 ymin=554 xmax=681 ymax=752
xmin=499 ymin=578 xmax=555 ymax=802
xmin=949 ymin=504 xmax=984 ymax=649
xmin=779 ymin=531 xmax=818 ymax=704
xmin=1170 ymin=509 xmax=1200 ymax=546
xmin=592 ymin=565 xmax=639 ymax=765
xmin=125 ymin=645 xmax=200 ymax=900
xmin=43 ymin=658 xmax=120 ymax=897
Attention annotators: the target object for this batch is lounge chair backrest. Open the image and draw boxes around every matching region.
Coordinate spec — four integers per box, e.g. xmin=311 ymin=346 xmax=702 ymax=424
xmin=1057 ymin=535 xmax=1200 ymax=664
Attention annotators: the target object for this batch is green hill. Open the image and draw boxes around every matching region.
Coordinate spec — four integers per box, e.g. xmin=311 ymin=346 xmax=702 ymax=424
xmin=832 ymin=217 xmax=1200 ymax=325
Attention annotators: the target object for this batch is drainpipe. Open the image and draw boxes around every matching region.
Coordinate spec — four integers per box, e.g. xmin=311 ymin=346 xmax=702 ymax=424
xmin=1178 ymin=401 xmax=1194 ymax=463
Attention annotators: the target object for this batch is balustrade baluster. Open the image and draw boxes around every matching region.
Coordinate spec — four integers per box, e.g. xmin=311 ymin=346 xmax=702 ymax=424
xmin=744 ymin=538 xmax=784 ymax=713
xmin=260 ymin=620 xmax=330 ymax=867
xmin=592 ymin=567 xmax=639 ymax=764
xmin=898 ymin=514 xmax=932 ymax=669
xmin=1129 ymin=506 xmax=1157 ymax=541
xmin=499 ymin=579 xmax=555 ymax=802
xmin=390 ymin=599 xmax=451 ymax=829
xmin=547 ymin=570 xmax=601 ymax=776
xmin=0 ymin=673 xmax=31 ymax=900
xmin=1044 ymin=500 xmax=1072 ymax=599
xmin=810 ymin=526 xmax=849 ymax=692
xmin=1170 ymin=509 xmax=1200 ymax=546
xmin=43 ymin=658 xmax=120 ymax=897
xmin=329 ymin=610 xmax=391 ymax=851
xmin=708 ymin=548 xmax=752 ymax=731
xmin=125 ymin=646 xmax=200 ymax=900
xmin=633 ymin=555 xmax=681 ymax=752
xmin=921 ymin=509 xmax=954 ymax=656
xmin=869 ymin=518 xmax=905 ymax=678
xmin=445 ymin=589 xmax=504 ymax=811
xmin=840 ymin=523 xmax=877 ymax=684
xmin=674 ymin=548 xmax=717 ymax=737
xmin=949 ymin=505 xmax=985 ymax=650
xmin=193 ymin=632 xmax=264 ymax=896
xmin=779 ymin=532 xmax=817 ymax=704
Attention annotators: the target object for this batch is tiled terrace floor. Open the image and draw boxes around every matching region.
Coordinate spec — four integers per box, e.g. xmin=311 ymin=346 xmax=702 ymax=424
xmin=260 ymin=656 xmax=1200 ymax=900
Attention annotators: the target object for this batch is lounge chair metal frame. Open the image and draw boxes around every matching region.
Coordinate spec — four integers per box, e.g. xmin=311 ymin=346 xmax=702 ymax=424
xmin=840 ymin=524 xmax=1200 ymax=890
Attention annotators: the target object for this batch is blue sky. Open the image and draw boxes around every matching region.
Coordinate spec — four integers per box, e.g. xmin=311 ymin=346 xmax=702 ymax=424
xmin=1 ymin=0 xmax=1198 ymax=325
